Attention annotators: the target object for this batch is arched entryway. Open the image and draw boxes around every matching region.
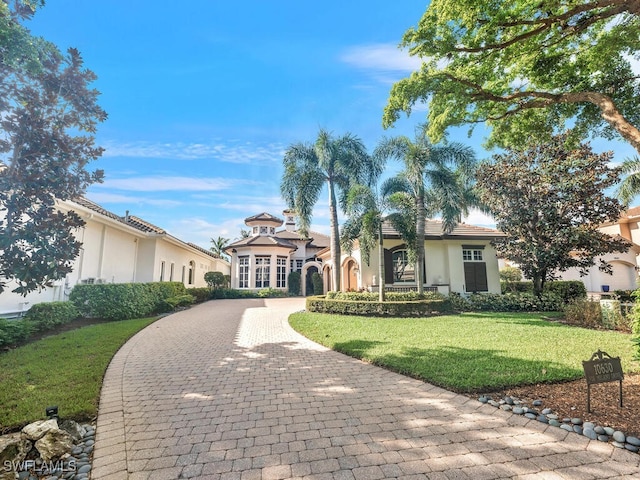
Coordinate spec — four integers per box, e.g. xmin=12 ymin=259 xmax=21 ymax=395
xmin=305 ymin=266 xmax=319 ymax=296
xmin=342 ymin=258 xmax=359 ymax=291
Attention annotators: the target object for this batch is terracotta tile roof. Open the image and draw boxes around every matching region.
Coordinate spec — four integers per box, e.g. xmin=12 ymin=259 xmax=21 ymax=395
xmin=125 ymin=215 xmax=166 ymax=234
xmin=71 ymin=197 xmax=123 ymax=223
xmin=275 ymin=229 xmax=330 ymax=248
xmin=187 ymin=242 xmax=222 ymax=259
xmin=225 ymin=235 xmax=298 ymax=251
xmin=382 ymin=219 xmax=506 ymax=239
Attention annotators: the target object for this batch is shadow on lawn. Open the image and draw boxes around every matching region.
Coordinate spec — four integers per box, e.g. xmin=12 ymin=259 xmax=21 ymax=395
xmin=460 ymin=311 xmax=570 ymax=329
xmin=332 ymin=341 xmax=581 ymax=393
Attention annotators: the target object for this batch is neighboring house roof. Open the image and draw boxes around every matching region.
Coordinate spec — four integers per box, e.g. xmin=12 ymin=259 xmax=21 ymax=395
xmin=275 ymin=229 xmax=330 ymax=248
xmin=66 ymin=197 xmax=229 ymax=264
xmin=382 ymin=219 xmax=506 ymax=240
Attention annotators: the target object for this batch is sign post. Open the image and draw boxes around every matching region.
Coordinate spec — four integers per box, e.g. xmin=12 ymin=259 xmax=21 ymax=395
xmin=582 ymin=350 xmax=624 ymax=413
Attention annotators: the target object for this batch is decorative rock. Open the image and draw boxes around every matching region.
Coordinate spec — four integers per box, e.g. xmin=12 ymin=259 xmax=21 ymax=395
xmin=500 ymin=404 xmax=512 ymax=411
xmin=571 ymin=418 xmax=583 ymax=425
xmin=478 ymin=396 xmax=489 ymax=403
xmin=573 ymin=426 xmax=583 ymax=435
xmin=612 ymin=441 xmax=626 ymax=449
xmin=627 ymin=436 xmax=640 ymax=447
xmin=560 ymin=424 xmax=574 ymax=432
xmin=547 ymin=414 xmax=559 ymax=420
xmin=58 ymin=420 xmax=87 ymax=443
xmin=488 ymin=400 xmax=500 ymax=407
xmin=549 ymin=419 xmax=561 ymax=427
xmin=625 ymin=444 xmax=640 ymax=453
xmin=537 ymin=415 xmax=548 ymax=424
xmin=597 ymin=434 xmax=609 ymax=442
xmin=533 ymin=400 xmax=543 ymax=407
xmin=613 ymin=431 xmax=626 ymax=443
xmin=504 ymin=396 xmax=514 ymax=405
xmin=604 ymin=427 xmax=615 ymax=436
xmin=594 ymin=426 xmax=605 ymax=435
xmin=562 ymin=418 xmax=572 ymax=423
xmin=77 ymin=464 xmax=92 ymax=474
xmin=583 ymin=422 xmax=595 ymax=431
xmin=21 ymin=419 xmax=59 ymax=441
xmin=541 ymin=408 xmax=553 ymax=415
xmin=583 ymin=428 xmax=597 ymax=440
xmin=0 ymin=432 xmax=32 ymax=470
xmin=35 ymin=429 xmax=73 ymax=462
xmin=525 ymin=413 xmax=537 ymax=420
xmin=84 ymin=439 xmax=94 ymax=447
xmin=513 ymin=407 xmax=525 ymax=415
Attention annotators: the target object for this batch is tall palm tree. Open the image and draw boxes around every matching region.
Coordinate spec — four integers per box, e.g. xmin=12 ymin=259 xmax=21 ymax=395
xmin=617 ymin=156 xmax=640 ymax=206
xmin=375 ymin=126 xmax=477 ymax=294
xmin=341 ymin=151 xmax=387 ymax=300
xmin=281 ymin=129 xmax=372 ymax=292
xmin=210 ymin=236 xmax=230 ymax=260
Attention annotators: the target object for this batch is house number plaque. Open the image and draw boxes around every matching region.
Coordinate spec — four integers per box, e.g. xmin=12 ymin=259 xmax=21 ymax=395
xmin=582 ymin=350 xmax=623 ymax=413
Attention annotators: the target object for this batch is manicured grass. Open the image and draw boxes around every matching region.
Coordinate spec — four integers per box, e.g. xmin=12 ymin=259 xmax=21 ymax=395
xmin=0 ymin=317 xmax=157 ymax=433
xmin=289 ymin=311 xmax=640 ymax=393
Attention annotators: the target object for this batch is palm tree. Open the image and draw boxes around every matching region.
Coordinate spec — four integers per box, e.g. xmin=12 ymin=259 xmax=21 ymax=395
xmin=281 ymin=129 xmax=372 ymax=292
xmin=210 ymin=236 xmax=230 ymax=260
xmin=375 ymin=126 xmax=477 ymax=294
xmin=617 ymin=156 xmax=640 ymax=206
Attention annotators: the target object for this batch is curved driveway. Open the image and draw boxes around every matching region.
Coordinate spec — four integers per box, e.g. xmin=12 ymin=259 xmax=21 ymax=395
xmin=92 ymin=298 xmax=640 ymax=479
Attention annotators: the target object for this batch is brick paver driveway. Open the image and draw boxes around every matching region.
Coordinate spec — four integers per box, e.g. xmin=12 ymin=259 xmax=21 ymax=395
xmin=92 ymin=298 xmax=640 ymax=479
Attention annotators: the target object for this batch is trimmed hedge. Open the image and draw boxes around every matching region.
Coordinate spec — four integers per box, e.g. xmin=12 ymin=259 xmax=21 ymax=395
xmin=450 ymin=292 xmax=562 ymax=312
xmin=163 ymin=294 xmax=195 ymax=310
xmin=500 ymin=280 xmax=586 ymax=303
xmin=24 ymin=301 xmax=79 ymax=332
xmin=307 ymin=295 xmax=452 ymax=317
xmin=186 ymin=287 xmax=211 ymax=303
xmin=70 ymin=282 xmax=188 ymax=320
xmin=327 ymin=291 xmax=444 ymax=302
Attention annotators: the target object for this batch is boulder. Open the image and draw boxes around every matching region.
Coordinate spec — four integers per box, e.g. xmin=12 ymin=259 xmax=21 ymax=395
xmin=34 ymin=429 xmax=73 ymax=462
xmin=21 ymin=419 xmax=58 ymax=441
xmin=58 ymin=419 xmax=86 ymax=443
xmin=0 ymin=432 xmax=32 ymax=477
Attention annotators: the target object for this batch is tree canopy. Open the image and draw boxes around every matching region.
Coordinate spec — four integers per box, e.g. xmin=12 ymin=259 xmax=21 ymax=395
xmin=476 ymin=134 xmax=628 ymax=296
xmin=384 ymin=0 xmax=640 ymax=155
xmin=0 ymin=0 xmax=106 ymax=295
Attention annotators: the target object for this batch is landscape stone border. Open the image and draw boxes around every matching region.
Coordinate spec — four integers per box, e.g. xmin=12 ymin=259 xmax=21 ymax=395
xmin=479 ymin=394 xmax=640 ymax=454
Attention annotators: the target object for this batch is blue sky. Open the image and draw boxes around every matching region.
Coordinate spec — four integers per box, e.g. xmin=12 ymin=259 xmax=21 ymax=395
xmin=27 ymin=1 xmax=638 ymax=249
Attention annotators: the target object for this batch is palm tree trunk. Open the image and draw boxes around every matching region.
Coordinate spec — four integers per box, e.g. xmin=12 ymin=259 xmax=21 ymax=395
xmin=415 ymin=191 xmax=426 ymax=295
xmin=378 ymin=221 xmax=385 ymax=302
xmin=328 ymin=179 xmax=341 ymax=292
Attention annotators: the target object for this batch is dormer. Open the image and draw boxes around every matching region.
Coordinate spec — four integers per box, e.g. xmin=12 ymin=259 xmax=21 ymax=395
xmin=244 ymin=212 xmax=283 ymax=237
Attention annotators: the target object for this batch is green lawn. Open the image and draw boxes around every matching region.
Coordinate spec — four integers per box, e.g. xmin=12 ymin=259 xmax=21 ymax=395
xmin=0 ymin=317 xmax=157 ymax=433
xmin=289 ymin=311 xmax=639 ymax=393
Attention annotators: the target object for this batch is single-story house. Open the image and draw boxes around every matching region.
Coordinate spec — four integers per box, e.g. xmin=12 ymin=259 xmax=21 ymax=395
xmin=225 ymin=211 xmax=505 ymax=296
xmin=0 ymin=197 xmax=230 ymax=317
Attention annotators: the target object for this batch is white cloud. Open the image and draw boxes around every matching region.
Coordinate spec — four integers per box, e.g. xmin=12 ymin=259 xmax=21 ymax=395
xmin=87 ymin=191 xmax=184 ymax=208
xmin=462 ymin=209 xmax=496 ymax=228
xmin=102 ymin=140 xmax=286 ymax=164
xmin=341 ymin=43 xmax=422 ymax=73
xmin=95 ymin=176 xmax=256 ymax=192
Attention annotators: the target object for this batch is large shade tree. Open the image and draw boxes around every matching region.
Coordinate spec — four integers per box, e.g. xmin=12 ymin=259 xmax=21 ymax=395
xmin=383 ymin=1 xmax=640 ymax=156
xmin=0 ymin=1 xmax=106 ymax=295
xmin=281 ymin=129 xmax=371 ymax=292
xmin=375 ymin=127 xmax=477 ymax=294
xmin=476 ymin=134 xmax=628 ymax=296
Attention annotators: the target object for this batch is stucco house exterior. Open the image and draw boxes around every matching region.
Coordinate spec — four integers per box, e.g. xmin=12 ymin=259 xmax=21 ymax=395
xmin=224 ymin=211 xmax=330 ymax=296
xmin=226 ymin=211 xmax=505 ymax=296
xmin=0 ymin=197 xmax=230 ymax=317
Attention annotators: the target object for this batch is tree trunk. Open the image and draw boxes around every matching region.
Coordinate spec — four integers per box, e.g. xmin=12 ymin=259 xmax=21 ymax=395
xmin=415 ymin=190 xmax=426 ymax=295
xmin=328 ymin=179 xmax=341 ymax=292
xmin=378 ymin=221 xmax=385 ymax=302
xmin=533 ymin=275 xmax=545 ymax=298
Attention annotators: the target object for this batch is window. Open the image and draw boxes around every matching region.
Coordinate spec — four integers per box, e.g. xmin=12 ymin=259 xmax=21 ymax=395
xmin=239 ymin=256 xmax=249 ymax=288
xmin=252 ymin=226 xmax=258 ymax=235
xmin=269 ymin=227 xmax=275 ymax=235
xmin=181 ymin=265 xmax=186 ymax=283
xmin=392 ymin=250 xmax=414 ymax=282
xmin=463 ymin=249 xmax=483 ymax=261
xmin=170 ymin=263 xmax=175 ymax=281
xmin=260 ymin=226 xmax=268 ymax=234
xmin=188 ymin=260 xmax=195 ymax=285
xmin=255 ymin=256 xmax=270 ymax=288
xmin=277 ymin=257 xmax=287 ymax=288
xmin=160 ymin=261 xmax=166 ymax=281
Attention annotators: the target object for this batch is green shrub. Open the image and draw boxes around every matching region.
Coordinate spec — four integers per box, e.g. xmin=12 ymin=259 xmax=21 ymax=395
xmin=288 ymin=272 xmax=301 ymax=296
xmin=499 ymin=280 xmax=586 ymax=303
xmin=327 ymin=291 xmax=445 ymax=302
xmin=210 ymin=288 xmax=257 ymax=299
xmin=0 ymin=318 xmax=33 ymax=349
xmin=307 ymin=296 xmax=451 ymax=317
xmin=630 ymin=290 xmax=640 ymax=359
xmin=24 ymin=301 xmax=79 ymax=332
xmin=311 ymin=272 xmax=323 ymax=295
xmin=186 ymin=287 xmax=211 ymax=303
xmin=204 ymin=271 xmax=226 ymax=289
xmin=500 ymin=266 xmax=523 ymax=283
xmin=449 ymin=292 xmax=561 ymax=312
xmin=163 ymin=294 xmax=195 ymax=310
xmin=256 ymin=288 xmax=288 ymax=298
xmin=614 ymin=289 xmax=636 ymax=303
xmin=70 ymin=282 xmax=186 ymax=320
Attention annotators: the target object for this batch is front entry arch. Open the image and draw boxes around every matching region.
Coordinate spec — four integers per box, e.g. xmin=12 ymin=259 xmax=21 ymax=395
xmin=342 ymin=258 xmax=359 ymax=291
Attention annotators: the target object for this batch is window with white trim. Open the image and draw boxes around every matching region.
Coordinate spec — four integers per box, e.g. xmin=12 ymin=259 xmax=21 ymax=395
xmin=463 ymin=249 xmax=483 ymax=261
xmin=276 ymin=257 xmax=287 ymax=288
xmin=239 ymin=256 xmax=249 ymax=288
xmin=392 ymin=249 xmax=414 ymax=282
xmin=255 ymin=256 xmax=270 ymax=288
